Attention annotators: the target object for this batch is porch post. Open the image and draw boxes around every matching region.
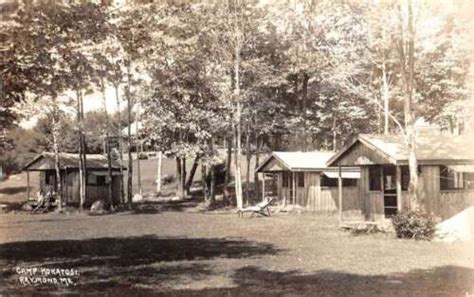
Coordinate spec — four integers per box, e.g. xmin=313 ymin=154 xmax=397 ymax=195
xmin=396 ymin=165 xmax=402 ymax=212
xmin=338 ymin=165 xmax=343 ymax=225
xmin=287 ymin=172 xmax=290 ymax=204
xmin=262 ymin=172 xmax=265 ymax=201
xmin=292 ymin=172 xmax=296 ymax=205
xmin=27 ymin=170 xmax=30 ymax=200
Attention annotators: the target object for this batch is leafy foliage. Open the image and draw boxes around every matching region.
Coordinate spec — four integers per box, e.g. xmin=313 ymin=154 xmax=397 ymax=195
xmin=391 ymin=211 xmax=437 ymax=240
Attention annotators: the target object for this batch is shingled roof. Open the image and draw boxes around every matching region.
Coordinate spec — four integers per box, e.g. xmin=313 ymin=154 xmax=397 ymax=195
xmin=256 ymin=151 xmax=360 ymax=177
xmin=327 ymin=133 xmax=474 ymax=166
xmin=23 ymin=152 xmax=125 ymax=171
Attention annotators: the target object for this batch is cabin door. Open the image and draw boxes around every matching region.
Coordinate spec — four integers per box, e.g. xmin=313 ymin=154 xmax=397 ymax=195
xmin=382 ymin=165 xmax=398 ymax=217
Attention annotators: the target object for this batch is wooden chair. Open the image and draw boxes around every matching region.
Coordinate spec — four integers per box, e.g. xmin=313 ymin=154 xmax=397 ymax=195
xmin=237 ymin=198 xmax=274 ymax=218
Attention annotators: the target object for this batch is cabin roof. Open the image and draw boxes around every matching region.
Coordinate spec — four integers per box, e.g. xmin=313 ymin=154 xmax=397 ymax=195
xmin=256 ymin=151 xmax=359 ymax=173
xmin=327 ymin=133 xmax=474 ymax=166
xmin=23 ymin=152 xmax=125 ymax=171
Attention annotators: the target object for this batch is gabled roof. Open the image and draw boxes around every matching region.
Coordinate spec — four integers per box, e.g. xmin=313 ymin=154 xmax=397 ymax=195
xmin=256 ymin=151 xmax=359 ymax=173
xmin=23 ymin=152 xmax=125 ymax=171
xmin=256 ymin=151 xmax=335 ymax=172
xmin=327 ymin=133 xmax=474 ymax=166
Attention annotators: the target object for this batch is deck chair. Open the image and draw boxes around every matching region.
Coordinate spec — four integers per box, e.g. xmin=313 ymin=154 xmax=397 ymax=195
xmin=238 ymin=198 xmax=274 ymax=218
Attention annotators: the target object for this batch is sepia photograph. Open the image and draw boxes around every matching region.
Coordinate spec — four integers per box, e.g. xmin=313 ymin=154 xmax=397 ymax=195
xmin=1 ymin=0 xmax=473 ymax=295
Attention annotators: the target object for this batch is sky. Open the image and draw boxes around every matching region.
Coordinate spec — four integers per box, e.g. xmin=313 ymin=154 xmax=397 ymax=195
xmin=18 ymin=86 xmax=127 ymax=129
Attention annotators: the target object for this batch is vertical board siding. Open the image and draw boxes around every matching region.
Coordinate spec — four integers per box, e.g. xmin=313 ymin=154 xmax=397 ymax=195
xmin=439 ymin=190 xmax=474 ymax=219
xmin=420 ymin=166 xmax=440 ymax=215
xmin=276 ymin=171 xmax=362 ymax=214
xmin=358 ymin=166 xmax=384 ymax=221
xmin=337 ymin=142 xmax=390 ymax=166
xmin=67 ymin=171 xmax=80 ymax=204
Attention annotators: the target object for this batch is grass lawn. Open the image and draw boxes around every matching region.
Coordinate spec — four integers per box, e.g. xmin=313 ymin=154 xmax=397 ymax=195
xmin=0 ymin=209 xmax=473 ymax=296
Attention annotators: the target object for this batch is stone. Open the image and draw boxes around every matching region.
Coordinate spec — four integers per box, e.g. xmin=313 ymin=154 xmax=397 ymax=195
xmin=90 ymin=200 xmax=107 ymax=215
xmin=132 ymin=194 xmax=143 ymax=203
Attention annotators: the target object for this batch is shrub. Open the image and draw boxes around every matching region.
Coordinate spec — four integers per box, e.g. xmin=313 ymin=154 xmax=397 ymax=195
xmin=391 ymin=210 xmax=437 ymax=240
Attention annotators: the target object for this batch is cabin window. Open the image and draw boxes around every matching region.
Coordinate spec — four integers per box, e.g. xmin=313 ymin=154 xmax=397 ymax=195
xmin=464 ymin=173 xmax=474 ymax=189
xmin=297 ymin=172 xmax=305 ymax=187
xmin=440 ymin=166 xmax=464 ymax=190
xmin=321 ymin=175 xmax=337 ymax=187
xmin=369 ymin=166 xmax=382 ymax=191
xmin=87 ymin=174 xmax=106 ymax=186
xmin=66 ymin=173 xmax=73 ymax=187
xmin=321 ymin=176 xmax=357 ymax=187
xmin=282 ymin=172 xmax=289 ymax=187
xmin=401 ymin=166 xmax=410 ymax=191
xmin=344 ymin=179 xmax=357 ymax=187
xmin=45 ymin=171 xmax=55 ymax=186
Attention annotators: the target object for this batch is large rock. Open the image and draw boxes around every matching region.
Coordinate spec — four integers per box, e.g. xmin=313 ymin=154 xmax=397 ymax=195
xmin=132 ymin=193 xmax=143 ymax=203
xmin=434 ymin=206 xmax=474 ymax=243
xmin=90 ymin=200 xmax=108 ymax=215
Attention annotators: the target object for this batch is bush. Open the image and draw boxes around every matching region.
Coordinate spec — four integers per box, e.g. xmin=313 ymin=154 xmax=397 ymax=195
xmin=391 ymin=210 xmax=437 ymax=240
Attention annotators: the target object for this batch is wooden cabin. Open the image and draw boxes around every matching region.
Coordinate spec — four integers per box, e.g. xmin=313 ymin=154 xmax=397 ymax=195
xmin=256 ymin=151 xmax=360 ymax=212
xmin=23 ymin=152 xmax=125 ymax=207
xmin=327 ymin=134 xmax=474 ymax=222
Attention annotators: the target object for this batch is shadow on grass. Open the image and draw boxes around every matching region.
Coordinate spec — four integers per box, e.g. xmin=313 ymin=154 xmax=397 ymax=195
xmin=0 ymin=235 xmax=281 ymax=294
xmin=229 ymin=265 xmax=474 ymax=296
xmin=164 ymin=265 xmax=473 ymax=297
xmin=0 ymin=234 xmax=471 ymax=296
xmin=157 ymin=198 xmax=200 ymax=212
xmin=0 ymin=235 xmax=280 ymax=266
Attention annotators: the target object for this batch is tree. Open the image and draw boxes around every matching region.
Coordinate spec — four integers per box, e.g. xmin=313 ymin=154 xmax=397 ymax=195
xmin=112 ymin=3 xmax=157 ymax=206
xmin=3 ymin=2 xmax=108 ymax=209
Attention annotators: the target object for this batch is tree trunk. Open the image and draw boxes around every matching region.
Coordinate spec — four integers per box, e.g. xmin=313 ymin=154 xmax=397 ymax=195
xmin=209 ymin=163 xmax=216 ymax=206
xmin=126 ymin=64 xmax=133 ymax=209
xmin=382 ymin=56 xmax=390 ymax=135
xmin=135 ymin=104 xmax=142 ymax=195
xmin=185 ymin=156 xmax=200 ymax=192
xmin=176 ymin=157 xmax=183 ymax=198
xmin=76 ymin=89 xmax=86 ymax=210
xmin=81 ymin=103 xmax=87 ymax=209
xmin=209 ymin=137 xmax=216 ymax=206
xmin=245 ymin=122 xmax=251 ymax=206
xmin=302 ymin=72 xmax=309 ymax=151
xmin=156 ymin=150 xmax=162 ymax=195
xmin=254 ymin=134 xmax=260 ymax=198
xmin=182 ymin=157 xmax=187 ymax=197
xmin=115 ymin=84 xmax=125 ymax=204
xmin=223 ymin=135 xmax=232 ymax=203
xmin=52 ymin=112 xmax=62 ymax=211
xmin=100 ymin=74 xmax=114 ymax=206
xmin=201 ymin=161 xmax=209 ymax=201
xmin=398 ymin=0 xmax=422 ymax=210
xmin=234 ymin=31 xmax=243 ymax=210
xmin=332 ymin=116 xmax=337 ymax=151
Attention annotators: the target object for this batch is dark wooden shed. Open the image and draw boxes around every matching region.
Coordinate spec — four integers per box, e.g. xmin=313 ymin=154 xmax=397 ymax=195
xmin=327 ymin=134 xmax=474 ymax=222
xmin=23 ymin=152 xmax=125 ymax=207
